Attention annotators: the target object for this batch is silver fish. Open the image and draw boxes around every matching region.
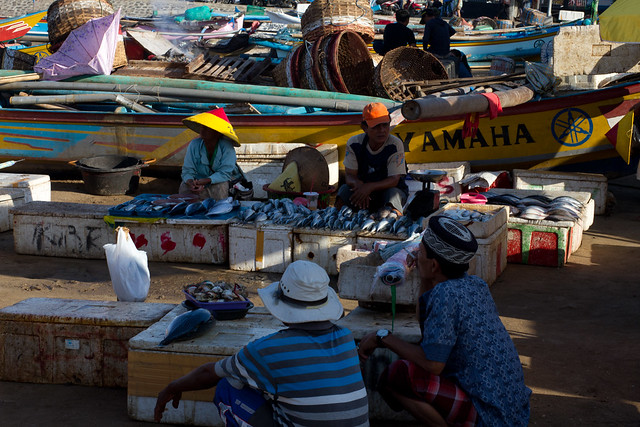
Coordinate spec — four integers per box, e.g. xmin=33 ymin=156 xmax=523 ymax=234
xmin=169 ymin=201 xmax=189 ymax=216
xmin=159 ymin=308 xmax=213 ymax=347
xmin=207 ymin=202 xmax=233 ymax=216
xmin=361 ymin=218 xmax=376 ymax=231
xmin=185 ymin=202 xmax=206 ymax=216
xmin=254 ymin=212 xmax=268 ymax=223
xmin=375 ymin=217 xmax=395 ymax=233
xmin=202 ymin=198 xmax=217 ymax=210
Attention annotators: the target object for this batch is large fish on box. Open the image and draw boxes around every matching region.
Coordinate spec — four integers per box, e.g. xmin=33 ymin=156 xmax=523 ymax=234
xmin=159 ymin=308 xmax=214 ymax=347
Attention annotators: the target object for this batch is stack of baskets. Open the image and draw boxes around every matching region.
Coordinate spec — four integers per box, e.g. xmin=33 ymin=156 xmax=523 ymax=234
xmin=274 ymin=31 xmax=374 ymax=96
xmin=374 ymin=47 xmax=449 ymax=101
xmin=273 ymin=0 xmax=376 ymax=95
xmin=300 ymin=0 xmax=375 ymax=43
xmin=47 ymin=0 xmax=127 ymax=67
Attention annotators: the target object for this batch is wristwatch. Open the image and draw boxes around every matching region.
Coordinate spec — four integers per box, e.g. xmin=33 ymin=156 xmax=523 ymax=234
xmin=376 ymin=329 xmax=390 ymax=347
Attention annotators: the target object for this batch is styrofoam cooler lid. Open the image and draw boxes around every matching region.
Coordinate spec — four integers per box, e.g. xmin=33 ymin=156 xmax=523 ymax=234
xmin=0 ymin=173 xmax=50 ymax=187
xmin=0 ymin=187 xmax=26 ymax=201
xmin=0 ymin=298 xmax=175 ymax=326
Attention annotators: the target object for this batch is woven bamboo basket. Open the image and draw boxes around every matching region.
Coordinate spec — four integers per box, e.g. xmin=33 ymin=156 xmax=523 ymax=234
xmin=374 ymin=47 xmax=448 ymax=101
xmin=272 ymin=45 xmax=303 ymax=88
xmin=301 ymin=0 xmax=375 ymax=43
xmin=298 ymin=41 xmax=319 ymax=91
xmin=47 ymin=0 xmax=115 ymax=50
xmin=325 ymin=31 xmax=373 ymax=96
xmin=317 ymin=35 xmax=339 ymax=92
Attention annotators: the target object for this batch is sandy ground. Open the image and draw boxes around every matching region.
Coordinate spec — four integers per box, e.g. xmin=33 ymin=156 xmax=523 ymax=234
xmin=0 ymin=172 xmax=639 ymax=426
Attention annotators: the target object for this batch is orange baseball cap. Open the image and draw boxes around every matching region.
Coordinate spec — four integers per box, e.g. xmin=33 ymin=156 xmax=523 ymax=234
xmin=362 ymin=102 xmax=390 ymax=128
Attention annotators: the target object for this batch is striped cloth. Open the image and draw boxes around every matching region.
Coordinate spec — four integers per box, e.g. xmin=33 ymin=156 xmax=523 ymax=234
xmin=215 ymin=321 xmax=369 ymax=426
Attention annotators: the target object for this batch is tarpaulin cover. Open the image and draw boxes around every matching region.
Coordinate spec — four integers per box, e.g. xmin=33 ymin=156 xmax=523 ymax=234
xmin=35 ymin=9 xmax=121 ymax=80
xmin=599 ymin=0 xmax=640 ymax=43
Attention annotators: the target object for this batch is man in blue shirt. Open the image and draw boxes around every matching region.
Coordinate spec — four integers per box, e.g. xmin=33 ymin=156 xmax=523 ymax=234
xmin=421 ymin=7 xmax=457 ymax=57
xmin=358 ymin=216 xmax=531 ymax=426
xmin=179 ymin=108 xmax=243 ymax=200
xmin=154 ymin=260 xmax=369 ymax=426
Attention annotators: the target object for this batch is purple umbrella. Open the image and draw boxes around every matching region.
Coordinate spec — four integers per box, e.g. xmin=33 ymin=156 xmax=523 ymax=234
xmin=35 ymin=9 xmax=121 ymax=81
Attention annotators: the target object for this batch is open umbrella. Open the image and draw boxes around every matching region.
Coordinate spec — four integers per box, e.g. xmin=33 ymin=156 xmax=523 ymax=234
xmin=34 ymin=9 xmax=121 ymax=81
xmin=599 ymin=0 xmax=640 ymax=43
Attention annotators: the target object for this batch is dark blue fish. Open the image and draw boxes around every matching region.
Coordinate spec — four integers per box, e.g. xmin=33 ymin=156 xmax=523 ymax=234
xmin=185 ymin=201 xmax=206 ymax=216
xmin=169 ymin=201 xmax=189 ymax=216
xmin=159 ymin=308 xmax=213 ymax=347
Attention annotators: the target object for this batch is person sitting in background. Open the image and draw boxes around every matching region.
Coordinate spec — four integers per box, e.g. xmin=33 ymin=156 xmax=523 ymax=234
xmin=421 ymin=7 xmax=457 ymax=57
xmin=179 ymin=108 xmax=243 ymax=200
xmin=358 ymin=216 xmax=531 ymax=426
xmin=154 ymin=260 xmax=369 ymax=427
xmin=336 ymin=102 xmax=408 ymax=220
xmin=381 ymin=9 xmax=417 ymax=55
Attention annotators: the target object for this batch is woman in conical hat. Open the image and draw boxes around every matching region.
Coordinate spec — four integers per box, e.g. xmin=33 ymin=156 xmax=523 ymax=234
xmin=179 ymin=108 xmax=243 ymax=200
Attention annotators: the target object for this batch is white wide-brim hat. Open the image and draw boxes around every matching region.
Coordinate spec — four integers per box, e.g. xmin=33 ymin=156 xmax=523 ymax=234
xmin=258 ymin=260 xmax=343 ymax=324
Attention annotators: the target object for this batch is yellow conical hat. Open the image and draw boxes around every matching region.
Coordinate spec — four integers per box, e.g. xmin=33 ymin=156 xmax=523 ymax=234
xmin=182 ymin=108 xmax=240 ymax=147
xmin=268 ymin=162 xmax=301 ymax=193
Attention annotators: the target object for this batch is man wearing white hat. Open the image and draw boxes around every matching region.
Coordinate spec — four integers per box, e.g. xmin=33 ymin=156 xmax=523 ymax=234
xmin=154 ymin=260 xmax=369 ymax=426
xmin=358 ymin=216 xmax=530 ymax=426
xmin=179 ymin=108 xmax=244 ymax=200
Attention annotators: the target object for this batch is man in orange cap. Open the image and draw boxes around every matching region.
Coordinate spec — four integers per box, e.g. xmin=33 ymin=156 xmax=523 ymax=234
xmin=179 ymin=108 xmax=243 ymax=200
xmin=337 ymin=102 xmax=408 ymax=219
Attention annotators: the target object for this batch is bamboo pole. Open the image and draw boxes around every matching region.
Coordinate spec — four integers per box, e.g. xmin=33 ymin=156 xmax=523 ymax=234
xmin=401 ymin=85 xmax=536 ymax=120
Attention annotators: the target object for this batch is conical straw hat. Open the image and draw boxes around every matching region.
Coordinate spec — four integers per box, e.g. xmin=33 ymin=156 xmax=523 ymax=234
xmin=182 ymin=108 xmax=240 ymax=147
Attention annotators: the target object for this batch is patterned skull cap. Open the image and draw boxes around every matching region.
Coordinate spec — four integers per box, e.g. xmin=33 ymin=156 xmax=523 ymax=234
xmin=422 ymin=215 xmax=478 ymax=264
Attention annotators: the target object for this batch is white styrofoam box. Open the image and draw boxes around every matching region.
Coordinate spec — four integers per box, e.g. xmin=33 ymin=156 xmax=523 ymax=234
xmin=336 ymin=244 xmax=373 ymax=272
xmin=468 ymin=223 xmax=507 ymax=287
xmin=513 ymin=169 xmax=607 ymax=215
xmin=0 ymin=172 xmax=51 ymax=202
xmin=228 ymin=223 xmax=293 ymax=273
xmin=292 ymin=228 xmax=356 ymax=276
xmin=128 ymin=305 xmax=283 ymax=426
xmin=11 ymin=201 xmax=231 ymax=263
xmin=12 ymin=202 xmax=112 ymax=258
xmin=424 ymin=203 xmax=509 ymax=239
xmin=406 ymin=161 xmax=470 ymax=202
xmin=236 ymin=143 xmax=339 ymax=199
xmin=559 ymin=10 xmax=584 ymax=21
xmin=338 ymin=251 xmax=420 ymax=306
xmin=116 ymin=217 xmax=230 ymax=264
xmin=337 ymin=307 xmax=420 ymax=422
xmin=486 ymin=188 xmax=594 ymax=231
xmin=0 ymin=188 xmax=25 ymax=232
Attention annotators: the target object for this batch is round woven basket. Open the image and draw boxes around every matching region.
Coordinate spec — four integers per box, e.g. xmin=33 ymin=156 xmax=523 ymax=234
xmin=317 ymin=35 xmax=339 ymax=92
xmin=298 ymin=41 xmax=319 ymax=91
xmin=325 ymin=31 xmax=374 ymax=96
xmin=301 ymin=0 xmax=375 ymax=43
xmin=473 ymin=16 xmax=497 ymax=29
xmin=374 ymin=47 xmax=449 ymax=101
xmin=47 ymin=0 xmax=115 ymax=51
xmin=272 ymin=45 xmax=303 ymax=88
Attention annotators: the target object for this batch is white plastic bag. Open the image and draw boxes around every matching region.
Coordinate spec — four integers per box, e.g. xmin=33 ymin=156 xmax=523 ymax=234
xmin=104 ymin=227 xmax=150 ymax=302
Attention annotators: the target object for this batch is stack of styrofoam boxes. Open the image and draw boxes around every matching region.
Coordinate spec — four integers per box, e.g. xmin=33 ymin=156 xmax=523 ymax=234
xmin=487 ymin=188 xmax=594 ymax=266
xmin=128 ymin=305 xmax=283 ymax=426
xmin=0 ymin=172 xmax=51 ymax=231
xmin=0 ymin=298 xmax=174 ymax=387
xmin=513 ymin=169 xmax=607 ymax=215
xmin=406 ymin=161 xmax=470 ymax=203
xmin=424 ymin=203 xmax=509 ymax=286
xmin=228 ymin=223 xmax=293 ymax=273
xmin=235 ymin=143 xmax=339 ymax=199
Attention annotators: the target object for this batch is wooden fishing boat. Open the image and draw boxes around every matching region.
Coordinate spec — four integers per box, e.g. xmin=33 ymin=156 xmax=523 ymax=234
xmin=0 ymin=72 xmax=637 ymax=174
xmin=0 ymin=10 xmax=47 ymax=43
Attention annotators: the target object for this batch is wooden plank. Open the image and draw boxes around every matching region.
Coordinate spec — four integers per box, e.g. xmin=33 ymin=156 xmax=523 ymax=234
xmin=128 ymin=349 xmax=222 ymax=400
xmin=208 ymin=57 xmax=233 ymax=77
xmin=219 ymin=57 xmax=245 ymax=80
xmin=239 ymin=58 xmax=272 ymax=82
xmin=185 ymin=54 xmax=206 ymax=73
xmin=230 ymin=59 xmax=255 ymax=81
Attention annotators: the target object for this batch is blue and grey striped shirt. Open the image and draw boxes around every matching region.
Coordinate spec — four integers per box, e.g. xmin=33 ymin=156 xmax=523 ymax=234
xmin=215 ymin=321 xmax=369 ymax=426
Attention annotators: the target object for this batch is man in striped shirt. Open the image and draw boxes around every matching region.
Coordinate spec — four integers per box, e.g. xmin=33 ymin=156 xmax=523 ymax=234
xmin=154 ymin=260 xmax=369 ymax=426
